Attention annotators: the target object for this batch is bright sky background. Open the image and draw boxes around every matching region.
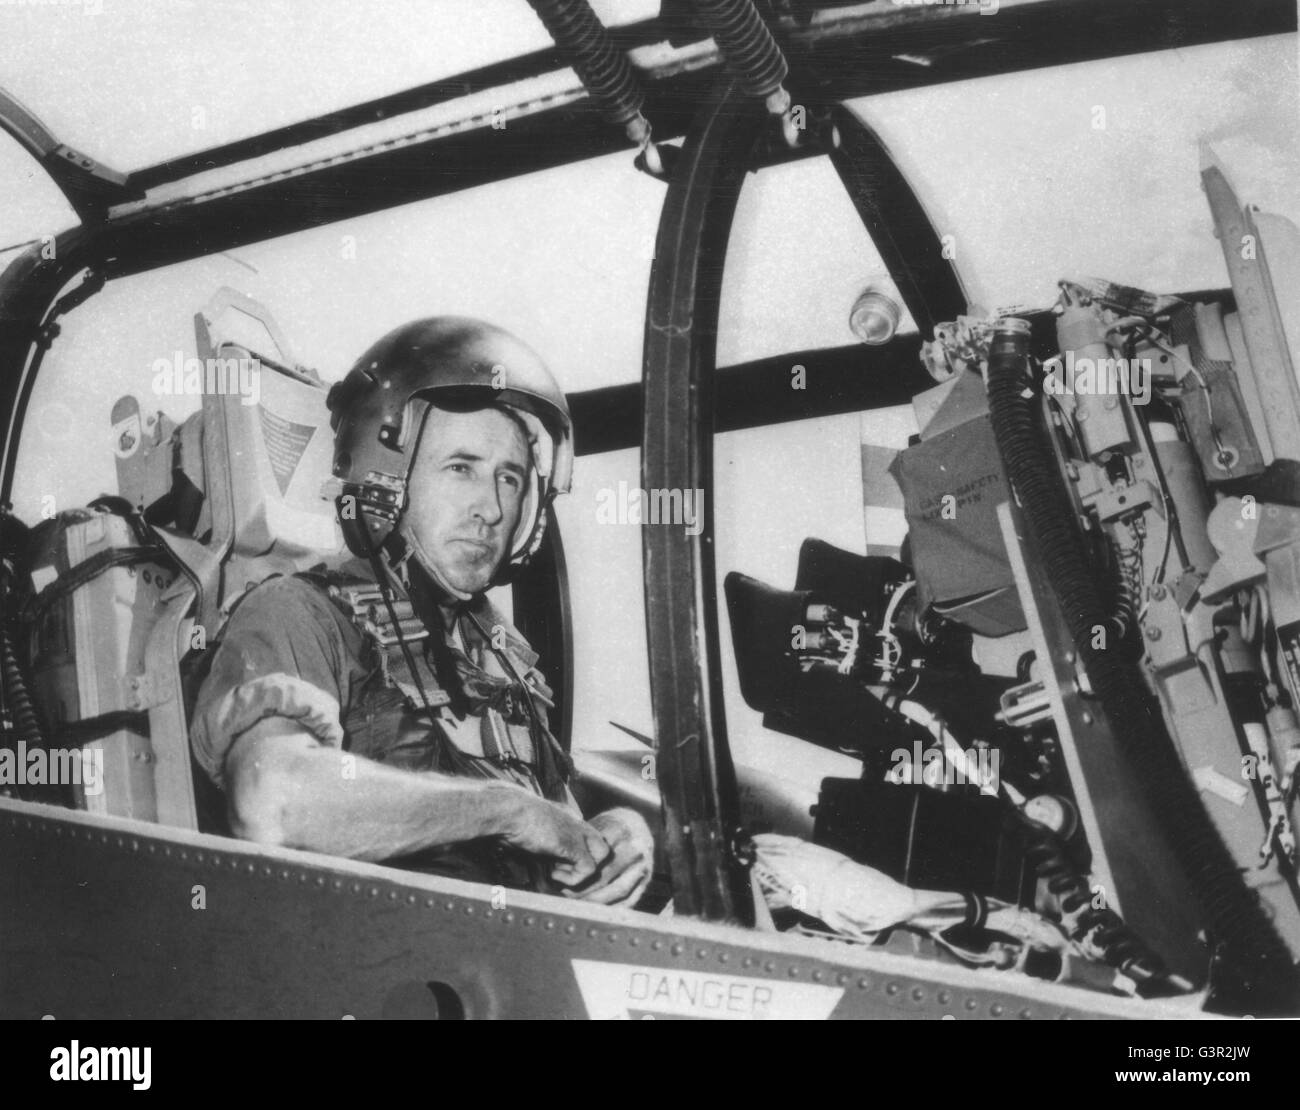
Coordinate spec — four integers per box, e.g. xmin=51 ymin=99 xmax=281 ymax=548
xmin=1 ymin=4 xmax=1297 ymax=784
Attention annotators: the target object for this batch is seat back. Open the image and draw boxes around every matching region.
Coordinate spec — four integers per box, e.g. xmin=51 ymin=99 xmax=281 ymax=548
xmin=23 ymin=290 xmax=346 ymax=829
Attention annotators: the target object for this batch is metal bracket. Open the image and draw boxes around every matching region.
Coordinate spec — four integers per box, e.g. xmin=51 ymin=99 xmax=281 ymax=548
xmin=996 ymin=499 xmax=1209 ymax=985
xmin=119 ymin=672 xmax=172 ymax=713
xmin=0 ymin=87 xmax=140 ymax=218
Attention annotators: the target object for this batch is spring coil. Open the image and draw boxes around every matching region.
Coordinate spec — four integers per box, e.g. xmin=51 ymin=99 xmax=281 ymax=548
xmin=690 ymin=0 xmax=789 ymax=100
xmin=1111 ymin=526 xmax=1143 ymax=642
xmin=526 ymin=0 xmax=644 ymax=125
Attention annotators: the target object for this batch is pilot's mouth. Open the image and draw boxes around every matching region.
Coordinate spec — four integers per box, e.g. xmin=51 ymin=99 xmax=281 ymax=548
xmin=451 ymin=537 xmax=494 ymax=555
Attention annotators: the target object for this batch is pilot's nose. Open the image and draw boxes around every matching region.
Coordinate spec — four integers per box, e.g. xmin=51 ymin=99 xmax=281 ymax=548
xmin=468 ymin=474 xmax=506 ymax=527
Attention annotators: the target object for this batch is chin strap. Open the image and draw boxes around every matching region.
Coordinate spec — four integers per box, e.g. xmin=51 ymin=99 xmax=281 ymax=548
xmin=361 ymin=528 xmax=442 ymax=720
xmin=390 ymin=518 xmax=474 ymax=603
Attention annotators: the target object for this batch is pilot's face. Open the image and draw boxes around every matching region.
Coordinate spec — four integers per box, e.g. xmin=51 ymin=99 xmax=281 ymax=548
xmin=403 ymin=404 xmax=531 ymax=595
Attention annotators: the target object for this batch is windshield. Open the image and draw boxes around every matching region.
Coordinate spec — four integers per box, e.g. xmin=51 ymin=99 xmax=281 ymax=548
xmin=856 ymin=32 xmax=1299 ymax=310
xmin=5 ymin=19 xmax=1295 ymax=793
xmin=0 ymin=0 xmax=658 ymax=173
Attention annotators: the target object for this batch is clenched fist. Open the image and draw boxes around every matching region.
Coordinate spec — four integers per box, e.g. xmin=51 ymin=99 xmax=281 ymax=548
xmin=501 ymin=794 xmax=612 ymax=888
xmin=567 ymin=807 xmax=656 ymax=908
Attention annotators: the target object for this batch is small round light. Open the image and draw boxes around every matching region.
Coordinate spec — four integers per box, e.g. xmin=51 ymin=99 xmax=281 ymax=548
xmin=850 ymin=290 xmax=902 ymax=345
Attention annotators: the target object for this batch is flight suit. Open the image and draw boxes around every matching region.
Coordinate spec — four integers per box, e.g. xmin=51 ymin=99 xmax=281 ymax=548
xmin=190 ymin=569 xmax=574 ymax=891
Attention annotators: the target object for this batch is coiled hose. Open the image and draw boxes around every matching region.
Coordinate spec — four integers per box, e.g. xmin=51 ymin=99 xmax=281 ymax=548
xmin=1 ymin=622 xmax=43 ymax=750
xmin=690 ymin=0 xmax=789 ymax=101
xmin=1024 ymin=827 xmax=1172 ymax=993
xmin=986 ymin=318 xmax=1300 ymax=1013
xmin=1 ymin=596 xmax=52 ymax=804
xmin=525 ymin=0 xmax=645 ymax=126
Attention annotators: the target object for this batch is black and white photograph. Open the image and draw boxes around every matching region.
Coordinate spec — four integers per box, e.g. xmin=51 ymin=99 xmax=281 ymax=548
xmin=0 ymin=0 xmax=1297 ymax=1055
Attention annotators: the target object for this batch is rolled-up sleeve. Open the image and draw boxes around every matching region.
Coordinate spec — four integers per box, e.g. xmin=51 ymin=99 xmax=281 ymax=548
xmin=190 ymin=576 xmax=363 ymax=788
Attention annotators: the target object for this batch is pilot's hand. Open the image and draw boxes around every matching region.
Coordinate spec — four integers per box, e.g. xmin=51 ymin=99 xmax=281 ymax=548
xmin=502 ymin=795 xmax=612 ymax=888
xmin=566 ymin=807 xmax=655 ymax=908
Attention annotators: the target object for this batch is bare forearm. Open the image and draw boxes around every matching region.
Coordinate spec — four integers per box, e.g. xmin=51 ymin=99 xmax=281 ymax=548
xmin=226 ymin=724 xmax=531 ymax=861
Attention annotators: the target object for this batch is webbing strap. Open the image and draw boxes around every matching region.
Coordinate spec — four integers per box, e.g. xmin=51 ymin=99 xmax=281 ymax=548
xmin=28 ymin=546 xmax=165 ymax=617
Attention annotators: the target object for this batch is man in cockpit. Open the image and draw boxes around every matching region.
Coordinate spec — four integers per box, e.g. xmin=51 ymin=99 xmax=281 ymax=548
xmin=190 ymin=318 xmax=654 ymax=905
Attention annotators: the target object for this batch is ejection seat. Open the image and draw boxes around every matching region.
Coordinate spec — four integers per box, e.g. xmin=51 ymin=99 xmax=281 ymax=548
xmin=25 ymin=289 xmax=347 ymax=831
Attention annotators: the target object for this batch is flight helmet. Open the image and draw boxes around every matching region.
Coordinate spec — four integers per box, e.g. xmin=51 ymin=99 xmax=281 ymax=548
xmin=327 ymin=317 xmax=573 ymax=586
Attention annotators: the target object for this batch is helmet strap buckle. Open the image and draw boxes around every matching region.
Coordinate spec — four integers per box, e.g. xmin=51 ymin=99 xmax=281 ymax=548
xmin=379 ymin=529 xmax=414 ymax=588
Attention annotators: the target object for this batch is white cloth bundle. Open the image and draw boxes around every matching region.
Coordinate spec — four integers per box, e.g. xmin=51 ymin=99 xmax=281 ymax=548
xmin=751 ymin=833 xmax=1069 ymax=957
